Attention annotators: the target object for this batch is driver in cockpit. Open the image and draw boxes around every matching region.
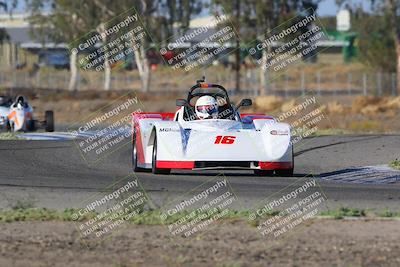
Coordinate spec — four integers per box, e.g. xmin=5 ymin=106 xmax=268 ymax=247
xmin=12 ymin=95 xmax=28 ymax=108
xmin=195 ymin=96 xmax=219 ymax=120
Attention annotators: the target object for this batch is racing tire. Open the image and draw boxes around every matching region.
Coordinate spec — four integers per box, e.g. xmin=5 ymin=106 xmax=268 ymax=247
xmin=45 ymin=110 xmax=54 ymax=132
xmin=132 ymin=131 xmax=146 ymax=172
xmin=26 ymin=120 xmax=36 ymax=132
xmin=275 ymin=147 xmax=294 ymax=177
xmin=151 ymin=135 xmax=171 ymax=175
xmin=6 ymin=121 xmax=11 ymax=131
xmin=254 ymin=170 xmax=274 ymax=176
xmin=275 ymin=168 xmax=294 ymax=177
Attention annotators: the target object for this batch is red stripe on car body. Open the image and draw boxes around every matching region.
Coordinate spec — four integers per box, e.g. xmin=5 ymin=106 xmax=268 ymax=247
xmin=259 ymin=162 xmax=293 ymax=170
xmin=132 ymin=112 xmax=175 ymax=164
xmin=156 ymin=161 xmax=195 ymax=169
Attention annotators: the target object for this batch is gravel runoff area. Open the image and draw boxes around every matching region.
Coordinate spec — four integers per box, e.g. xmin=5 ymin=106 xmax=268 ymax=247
xmin=0 ymin=219 xmax=399 ymax=267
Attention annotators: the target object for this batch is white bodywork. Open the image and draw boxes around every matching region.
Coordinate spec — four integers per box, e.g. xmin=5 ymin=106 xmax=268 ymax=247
xmin=134 ymin=107 xmax=293 ymax=170
xmin=0 ymin=102 xmax=34 ymax=132
xmin=0 ymin=106 xmax=9 ymax=127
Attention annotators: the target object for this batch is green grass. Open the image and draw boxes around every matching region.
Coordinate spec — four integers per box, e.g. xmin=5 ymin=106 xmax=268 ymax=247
xmin=0 ymin=208 xmax=76 ymax=222
xmin=319 ymin=207 xmax=367 ymax=219
xmin=0 ymin=132 xmax=20 ymax=140
xmin=389 ymin=159 xmax=400 ymax=170
xmin=0 ymin=207 xmax=398 ymax=223
xmin=0 ymin=208 xmax=249 ymax=224
xmin=378 ymin=209 xmax=400 ymax=218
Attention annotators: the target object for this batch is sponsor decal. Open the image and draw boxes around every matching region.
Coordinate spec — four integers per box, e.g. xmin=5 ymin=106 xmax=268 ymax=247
xmin=159 ymin=127 xmax=180 ymax=132
xmin=270 ymin=130 xmax=289 ymax=136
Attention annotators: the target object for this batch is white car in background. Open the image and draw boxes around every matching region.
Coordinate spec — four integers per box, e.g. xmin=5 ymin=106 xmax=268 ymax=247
xmin=0 ymin=95 xmax=54 ymax=132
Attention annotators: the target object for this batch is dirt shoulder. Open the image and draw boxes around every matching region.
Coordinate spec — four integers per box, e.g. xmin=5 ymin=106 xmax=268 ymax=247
xmin=3 ymin=87 xmax=399 ymax=132
xmin=32 ymin=93 xmax=400 ymax=133
xmin=1 ymin=219 xmax=399 ymax=267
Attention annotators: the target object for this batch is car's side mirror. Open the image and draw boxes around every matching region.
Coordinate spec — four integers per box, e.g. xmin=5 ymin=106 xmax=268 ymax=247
xmin=176 ymin=99 xmax=188 ymax=107
xmin=237 ymin=99 xmax=252 ymax=109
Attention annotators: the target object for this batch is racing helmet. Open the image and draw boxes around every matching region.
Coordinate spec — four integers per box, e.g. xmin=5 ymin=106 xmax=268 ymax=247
xmin=195 ymin=95 xmax=219 ymax=119
xmin=16 ymin=95 xmax=25 ymax=105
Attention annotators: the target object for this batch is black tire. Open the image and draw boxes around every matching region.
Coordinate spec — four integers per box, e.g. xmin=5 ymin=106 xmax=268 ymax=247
xmin=132 ymin=131 xmax=146 ymax=172
xmin=26 ymin=119 xmax=36 ymax=132
xmin=254 ymin=170 xmax=274 ymax=176
xmin=275 ymin=147 xmax=294 ymax=177
xmin=151 ymin=135 xmax=170 ymax=175
xmin=275 ymin=168 xmax=294 ymax=177
xmin=45 ymin=110 xmax=54 ymax=132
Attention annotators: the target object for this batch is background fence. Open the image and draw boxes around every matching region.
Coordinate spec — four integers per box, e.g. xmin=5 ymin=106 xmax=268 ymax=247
xmin=0 ymin=68 xmax=398 ymax=97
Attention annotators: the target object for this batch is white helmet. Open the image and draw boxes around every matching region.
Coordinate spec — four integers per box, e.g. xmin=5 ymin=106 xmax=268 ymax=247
xmin=195 ymin=95 xmax=219 ymax=119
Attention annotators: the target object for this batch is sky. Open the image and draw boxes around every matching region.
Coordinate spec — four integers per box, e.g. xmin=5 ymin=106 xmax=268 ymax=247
xmin=317 ymin=0 xmax=372 ymax=16
xmin=318 ymin=0 xmax=342 ymax=16
xmin=2 ymin=0 xmax=372 ymax=17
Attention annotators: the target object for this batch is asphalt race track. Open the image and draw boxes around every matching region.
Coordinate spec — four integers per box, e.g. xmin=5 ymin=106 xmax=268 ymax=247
xmin=0 ymin=134 xmax=399 ymax=211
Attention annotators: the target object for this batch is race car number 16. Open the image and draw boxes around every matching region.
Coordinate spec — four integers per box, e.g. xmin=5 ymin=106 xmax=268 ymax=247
xmin=214 ymin=135 xmax=236 ymax=144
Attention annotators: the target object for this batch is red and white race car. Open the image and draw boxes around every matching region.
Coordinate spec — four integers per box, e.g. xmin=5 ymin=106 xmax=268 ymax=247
xmin=131 ymin=80 xmax=293 ymax=176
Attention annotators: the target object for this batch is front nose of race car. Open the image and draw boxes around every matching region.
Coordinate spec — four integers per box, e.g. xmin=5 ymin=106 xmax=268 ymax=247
xmin=155 ymin=122 xmax=292 ymax=164
xmin=8 ymin=109 xmax=26 ymax=132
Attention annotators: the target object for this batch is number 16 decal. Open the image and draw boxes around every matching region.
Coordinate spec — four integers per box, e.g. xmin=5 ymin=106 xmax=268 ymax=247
xmin=214 ymin=135 xmax=236 ymax=144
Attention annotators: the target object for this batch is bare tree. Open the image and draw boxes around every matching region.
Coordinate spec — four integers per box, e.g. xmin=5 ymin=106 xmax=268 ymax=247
xmin=92 ymin=0 xmax=202 ymax=92
xmin=90 ymin=0 xmax=155 ymax=91
xmin=27 ymin=0 xmax=97 ymax=91
xmin=338 ymin=0 xmax=400 ymax=95
xmin=0 ymin=0 xmax=18 ymax=43
xmin=386 ymin=0 xmax=400 ymax=94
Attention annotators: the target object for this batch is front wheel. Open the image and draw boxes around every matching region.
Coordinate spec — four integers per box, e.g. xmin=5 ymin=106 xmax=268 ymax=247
xmin=132 ymin=132 xmax=146 ymax=172
xmin=6 ymin=120 xmax=11 ymax=131
xmin=26 ymin=119 xmax=36 ymax=132
xmin=152 ymin=135 xmax=170 ymax=175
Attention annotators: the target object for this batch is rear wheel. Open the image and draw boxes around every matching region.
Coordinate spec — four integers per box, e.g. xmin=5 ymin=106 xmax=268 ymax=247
xmin=26 ymin=119 xmax=36 ymax=132
xmin=275 ymin=168 xmax=294 ymax=177
xmin=45 ymin=110 xmax=54 ymax=132
xmin=254 ymin=170 xmax=274 ymax=176
xmin=152 ymin=135 xmax=170 ymax=175
xmin=275 ymin=147 xmax=294 ymax=177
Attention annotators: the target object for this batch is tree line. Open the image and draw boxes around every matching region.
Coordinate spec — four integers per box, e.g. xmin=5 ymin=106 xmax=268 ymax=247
xmin=1 ymin=0 xmax=400 ymax=94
